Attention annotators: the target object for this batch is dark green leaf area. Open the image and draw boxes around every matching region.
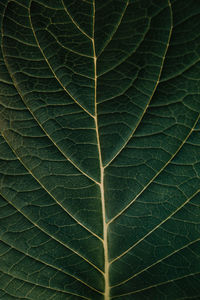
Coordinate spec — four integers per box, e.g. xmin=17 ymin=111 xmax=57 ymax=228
xmin=3 ymin=1 xmax=101 ymax=182
xmin=0 ymin=196 xmax=104 ymax=296
xmin=0 ymin=241 xmax=101 ymax=299
xmin=104 ymin=98 xmax=199 ymax=221
xmin=62 ymin=0 xmax=94 ymax=38
xmin=112 ymin=273 xmax=200 ymax=300
xmin=108 ymin=117 xmax=200 ymax=249
xmin=94 ymin=0 xmax=130 ymax=58
xmin=103 ymin=32 xmax=200 ymax=220
xmin=0 ymin=104 xmax=103 ymax=225
xmin=109 ymin=122 xmax=200 ymax=293
xmin=30 ymin=1 xmax=92 ymax=56
xmin=0 ymin=270 xmax=82 ymax=300
xmin=0 ymin=84 xmax=103 ymax=237
xmin=98 ymin=1 xmax=172 ymax=166
xmin=30 ymin=1 xmax=95 ymax=79
xmin=96 ymin=0 xmax=162 ymax=76
xmin=0 ymin=137 xmax=104 ymax=297
xmin=160 ymin=0 xmax=200 ymax=82
xmin=1 ymin=0 xmax=200 ymax=299
xmin=111 ymin=241 xmax=200 ymax=298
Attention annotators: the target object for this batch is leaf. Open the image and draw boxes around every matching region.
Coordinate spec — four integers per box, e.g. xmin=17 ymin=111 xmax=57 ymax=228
xmin=0 ymin=0 xmax=200 ymax=299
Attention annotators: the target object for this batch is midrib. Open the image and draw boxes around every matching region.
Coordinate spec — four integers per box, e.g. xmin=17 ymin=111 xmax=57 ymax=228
xmin=92 ymin=1 xmax=110 ymax=299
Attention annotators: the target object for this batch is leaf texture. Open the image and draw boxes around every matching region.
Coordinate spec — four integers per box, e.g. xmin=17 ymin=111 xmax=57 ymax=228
xmin=0 ymin=0 xmax=200 ymax=299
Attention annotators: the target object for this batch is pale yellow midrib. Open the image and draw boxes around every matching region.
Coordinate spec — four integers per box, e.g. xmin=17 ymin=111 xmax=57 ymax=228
xmin=93 ymin=68 xmax=110 ymax=300
xmin=92 ymin=1 xmax=109 ymax=299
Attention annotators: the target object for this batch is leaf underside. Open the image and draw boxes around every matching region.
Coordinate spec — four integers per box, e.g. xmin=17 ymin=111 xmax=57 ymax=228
xmin=0 ymin=0 xmax=200 ymax=299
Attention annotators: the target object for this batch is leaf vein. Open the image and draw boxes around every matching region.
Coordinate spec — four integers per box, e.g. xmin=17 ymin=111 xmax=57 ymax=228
xmin=104 ymin=2 xmax=173 ymax=168
xmin=1 ymin=133 xmax=103 ymax=244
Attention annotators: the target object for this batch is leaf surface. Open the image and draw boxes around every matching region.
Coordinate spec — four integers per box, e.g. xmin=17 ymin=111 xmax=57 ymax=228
xmin=0 ymin=0 xmax=200 ymax=299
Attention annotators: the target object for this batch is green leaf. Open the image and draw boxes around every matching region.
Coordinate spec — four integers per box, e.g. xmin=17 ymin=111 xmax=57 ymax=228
xmin=0 ymin=0 xmax=200 ymax=299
